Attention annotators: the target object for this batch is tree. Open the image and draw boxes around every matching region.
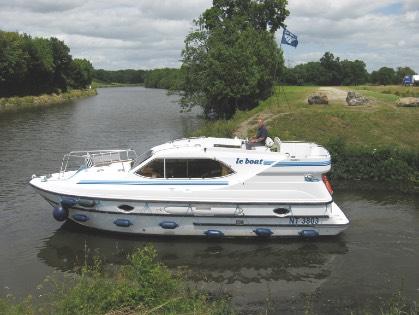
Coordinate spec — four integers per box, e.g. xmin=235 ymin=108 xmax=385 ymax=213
xmin=92 ymin=69 xmax=146 ymax=84
xmin=0 ymin=30 xmax=94 ymax=97
xmin=181 ymin=0 xmax=288 ymax=119
xmin=70 ymin=58 xmax=93 ymax=89
xmin=0 ymin=31 xmax=29 ymax=96
xmin=202 ymin=0 xmax=288 ymax=33
xmin=395 ymin=66 xmax=416 ymax=83
xmin=49 ymin=37 xmax=72 ymax=92
xmin=23 ymin=36 xmax=55 ymax=94
xmin=319 ymin=52 xmax=343 ymax=85
xmin=371 ymin=67 xmax=396 ymax=85
xmin=341 ymin=59 xmax=368 ymax=85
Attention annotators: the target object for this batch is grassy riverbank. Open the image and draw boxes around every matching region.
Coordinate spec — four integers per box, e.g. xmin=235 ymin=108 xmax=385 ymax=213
xmin=0 ymin=89 xmax=97 ymax=113
xmin=193 ymin=85 xmax=419 ymax=191
xmin=1 ymin=245 xmax=416 ymax=315
xmin=353 ymin=85 xmax=419 ymax=98
xmin=0 ymin=246 xmax=232 ymax=315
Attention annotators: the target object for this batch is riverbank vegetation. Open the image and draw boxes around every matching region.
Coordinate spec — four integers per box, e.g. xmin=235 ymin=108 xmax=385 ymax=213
xmin=91 ymin=68 xmax=183 ymax=90
xmin=282 ymin=52 xmax=416 ymax=86
xmin=1 ymin=245 xmax=416 ymax=315
xmin=192 ymin=85 xmax=419 ymax=191
xmin=144 ymin=68 xmax=184 ymax=90
xmin=93 ymin=69 xmax=146 ymax=86
xmin=0 ymin=246 xmax=232 ymax=315
xmin=0 ymin=89 xmax=97 ymax=113
xmin=0 ymin=30 xmax=93 ymax=97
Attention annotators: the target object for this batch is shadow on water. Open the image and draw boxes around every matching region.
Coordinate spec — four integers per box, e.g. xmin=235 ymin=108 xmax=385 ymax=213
xmin=37 ymin=221 xmax=348 ymax=312
xmin=38 ymin=221 xmax=348 ymax=278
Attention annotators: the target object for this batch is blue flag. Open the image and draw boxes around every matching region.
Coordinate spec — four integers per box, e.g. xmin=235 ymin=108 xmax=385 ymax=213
xmin=281 ymin=29 xmax=298 ymax=47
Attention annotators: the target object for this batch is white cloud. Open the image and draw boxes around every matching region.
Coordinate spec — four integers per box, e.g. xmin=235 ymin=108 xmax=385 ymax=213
xmin=284 ymin=0 xmax=419 ymax=71
xmin=0 ymin=0 xmax=417 ymax=72
xmin=403 ymin=0 xmax=419 ymax=11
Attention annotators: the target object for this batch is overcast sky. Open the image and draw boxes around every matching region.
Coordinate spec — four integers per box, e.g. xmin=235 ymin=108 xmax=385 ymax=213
xmin=1 ymin=0 xmax=418 ymax=72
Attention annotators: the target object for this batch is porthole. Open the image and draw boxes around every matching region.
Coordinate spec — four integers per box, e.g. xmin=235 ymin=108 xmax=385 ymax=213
xmin=118 ymin=204 xmax=134 ymax=211
xmin=273 ymin=207 xmax=290 ymax=216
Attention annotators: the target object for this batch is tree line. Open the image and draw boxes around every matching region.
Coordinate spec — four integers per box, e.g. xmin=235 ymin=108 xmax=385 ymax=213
xmin=92 ymin=68 xmax=184 ymax=90
xmin=283 ymin=51 xmax=416 ymax=86
xmin=0 ymin=30 xmax=93 ymax=97
xmin=93 ymin=69 xmax=146 ymax=85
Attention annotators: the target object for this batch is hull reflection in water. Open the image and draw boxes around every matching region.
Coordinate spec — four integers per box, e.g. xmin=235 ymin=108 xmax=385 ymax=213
xmin=38 ymin=221 xmax=348 ymax=311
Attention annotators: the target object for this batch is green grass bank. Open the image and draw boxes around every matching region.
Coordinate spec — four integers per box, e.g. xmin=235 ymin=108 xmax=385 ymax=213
xmin=1 ymin=246 xmax=416 ymax=315
xmin=0 ymin=88 xmax=97 ymax=113
xmin=192 ymin=85 xmax=419 ymax=191
xmin=0 ymin=246 xmax=232 ymax=315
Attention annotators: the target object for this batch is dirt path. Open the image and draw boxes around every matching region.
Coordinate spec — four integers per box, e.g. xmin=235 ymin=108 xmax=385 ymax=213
xmin=233 ymin=112 xmax=290 ymax=138
xmin=233 ymin=114 xmax=267 ymax=138
xmin=318 ymin=86 xmax=347 ymax=103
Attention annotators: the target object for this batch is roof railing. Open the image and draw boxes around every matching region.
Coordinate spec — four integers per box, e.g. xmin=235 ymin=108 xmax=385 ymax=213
xmin=59 ymin=149 xmax=137 ymax=178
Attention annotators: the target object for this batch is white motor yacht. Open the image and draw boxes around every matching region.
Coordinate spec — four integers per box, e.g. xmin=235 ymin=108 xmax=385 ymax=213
xmin=30 ymin=137 xmax=349 ymax=237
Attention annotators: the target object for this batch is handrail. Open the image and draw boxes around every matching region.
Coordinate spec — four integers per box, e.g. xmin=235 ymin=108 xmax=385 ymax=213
xmin=59 ymin=149 xmax=137 ymax=178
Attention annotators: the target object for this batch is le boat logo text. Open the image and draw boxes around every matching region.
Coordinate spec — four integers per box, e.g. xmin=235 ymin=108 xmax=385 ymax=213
xmin=235 ymin=158 xmax=264 ymax=165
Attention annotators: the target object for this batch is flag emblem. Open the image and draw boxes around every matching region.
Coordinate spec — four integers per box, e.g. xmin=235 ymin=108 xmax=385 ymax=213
xmin=281 ymin=29 xmax=298 ymax=47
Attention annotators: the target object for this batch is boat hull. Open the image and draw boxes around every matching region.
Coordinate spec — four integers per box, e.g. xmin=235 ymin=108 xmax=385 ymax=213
xmin=35 ymin=187 xmax=349 ymax=237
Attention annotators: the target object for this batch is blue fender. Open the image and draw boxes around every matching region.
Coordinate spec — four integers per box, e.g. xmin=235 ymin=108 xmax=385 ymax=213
xmin=254 ymin=228 xmax=273 ymax=237
xmin=299 ymin=229 xmax=319 ymax=238
xmin=52 ymin=206 xmax=68 ymax=221
xmin=204 ymin=230 xmax=224 ymax=237
xmin=60 ymin=198 xmax=77 ymax=208
xmin=114 ymin=219 xmax=133 ymax=227
xmin=72 ymin=214 xmax=90 ymax=222
xmin=159 ymin=221 xmax=178 ymax=229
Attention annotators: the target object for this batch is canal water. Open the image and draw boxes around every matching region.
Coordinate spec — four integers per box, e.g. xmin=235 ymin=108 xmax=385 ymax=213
xmin=0 ymin=87 xmax=417 ymax=314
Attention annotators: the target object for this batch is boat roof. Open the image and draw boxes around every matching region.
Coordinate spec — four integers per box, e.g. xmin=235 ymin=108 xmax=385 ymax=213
xmin=152 ymin=137 xmax=244 ymax=152
xmin=148 ymin=137 xmax=329 ymax=160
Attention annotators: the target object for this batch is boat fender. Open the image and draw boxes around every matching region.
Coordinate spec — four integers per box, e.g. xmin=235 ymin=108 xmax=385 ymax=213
xmin=72 ymin=214 xmax=90 ymax=222
xmin=114 ymin=219 xmax=133 ymax=227
xmin=60 ymin=197 xmax=77 ymax=208
xmin=299 ymin=229 xmax=319 ymax=238
xmin=204 ymin=230 xmax=224 ymax=237
xmin=159 ymin=221 xmax=178 ymax=229
xmin=254 ymin=228 xmax=273 ymax=237
xmin=77 ymin=199 xmax=96 ymax=208
xmin=52 ymin=206 xmax=68 ymax=222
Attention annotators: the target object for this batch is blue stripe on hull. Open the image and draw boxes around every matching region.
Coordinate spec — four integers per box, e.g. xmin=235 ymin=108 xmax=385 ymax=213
xmin=78 ymin=180 xmax=229 ymax=185
xmin=272 ymin=160 xmax=330 ymax=167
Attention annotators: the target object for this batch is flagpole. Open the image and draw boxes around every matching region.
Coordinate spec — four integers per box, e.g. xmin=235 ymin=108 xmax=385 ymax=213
xmin=276 ymin=28 xmax=290 ymax=111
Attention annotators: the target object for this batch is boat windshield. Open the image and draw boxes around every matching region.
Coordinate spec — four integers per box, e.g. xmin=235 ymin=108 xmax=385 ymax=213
xmin=131 ymin=150 xmax=153 ymax=169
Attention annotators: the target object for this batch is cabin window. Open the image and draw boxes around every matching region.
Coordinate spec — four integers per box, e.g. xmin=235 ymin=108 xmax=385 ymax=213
xmin=136 ymin=158 xmax=234 ymax=179
xmin=165 ymin=159 xmax=233 ymax=178
xmin=187 ymin=159 xmax=233 ymax=178
xmin=132 ymin=150 xmax=153 ymax=168
xmin=165 ymin=159 xmax=188 ymax=178
xmin=136 ymin=159 xmax=164 ymax=178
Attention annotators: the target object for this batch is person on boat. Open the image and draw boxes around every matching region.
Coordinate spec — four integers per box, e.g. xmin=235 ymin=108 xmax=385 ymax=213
xmin=250 ymin=117 xmax=268 ymax=146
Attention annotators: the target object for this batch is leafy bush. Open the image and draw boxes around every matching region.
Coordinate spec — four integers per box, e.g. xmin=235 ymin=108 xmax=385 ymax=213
xmin=0 ymin=246 xmax=232 ymax=315
xmin=326 ymin=138 xmax=418 ymax=189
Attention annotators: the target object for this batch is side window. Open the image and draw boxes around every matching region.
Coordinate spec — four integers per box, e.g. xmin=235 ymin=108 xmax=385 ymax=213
xmin=188 ymin=159 xmax=233 ymax=178
xmin=136 ymin=158 xmax=234 ymax=179
xmin=165 ymin=159 xmax=187 ymax=178
xmin=136 ymin=159 xmax=164 ymax=178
